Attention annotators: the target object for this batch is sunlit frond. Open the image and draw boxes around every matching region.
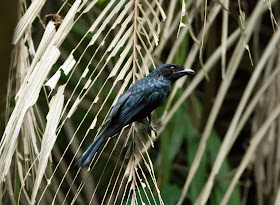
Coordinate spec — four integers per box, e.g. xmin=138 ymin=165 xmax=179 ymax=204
xmin=2 ymin=0 xmax=280 ymax=204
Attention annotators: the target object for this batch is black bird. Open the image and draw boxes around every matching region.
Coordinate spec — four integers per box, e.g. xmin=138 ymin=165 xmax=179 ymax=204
xmin=76 ymin=64 xmax=195 ymax=167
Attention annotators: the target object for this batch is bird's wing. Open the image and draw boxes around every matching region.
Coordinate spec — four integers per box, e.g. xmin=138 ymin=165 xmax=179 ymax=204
xmin=117 ymin=84 xmax=169 ymax=124
xmin=105 ymin=91 xmax=131 ymax=123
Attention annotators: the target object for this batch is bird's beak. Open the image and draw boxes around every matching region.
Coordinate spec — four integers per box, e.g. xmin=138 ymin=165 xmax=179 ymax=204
xmin=175 ymin=68 xmax=195 ymax=77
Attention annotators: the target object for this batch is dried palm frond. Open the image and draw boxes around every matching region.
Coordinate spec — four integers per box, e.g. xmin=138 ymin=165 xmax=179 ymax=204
xmin=1 ymin=0 xmax=280 ymax=204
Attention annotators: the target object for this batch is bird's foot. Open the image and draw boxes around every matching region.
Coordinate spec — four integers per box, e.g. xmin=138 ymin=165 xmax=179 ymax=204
xmin=149 ymin=124 xmax=157 ymax=136
xmin=138 ymin=118 xmax=157 ymax=136
xmin=152 ymin=128 xmax=157 ymax=137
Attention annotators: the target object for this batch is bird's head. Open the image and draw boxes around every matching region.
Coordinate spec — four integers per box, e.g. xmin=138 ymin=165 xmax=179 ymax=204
xmin=154 ymin=64 xmax=195 ymax=83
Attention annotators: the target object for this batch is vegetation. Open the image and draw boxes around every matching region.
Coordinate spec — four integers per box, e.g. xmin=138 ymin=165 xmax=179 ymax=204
xmin=1 ymin=0 xmax=280 ymax=204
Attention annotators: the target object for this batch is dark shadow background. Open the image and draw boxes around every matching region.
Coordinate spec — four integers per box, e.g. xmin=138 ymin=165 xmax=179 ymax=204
xmin=0 ymin=1 xmax=17 ymax=134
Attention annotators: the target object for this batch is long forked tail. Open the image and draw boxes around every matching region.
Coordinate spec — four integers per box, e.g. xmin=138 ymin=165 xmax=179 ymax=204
xmin=76 ymin=133 xmax=105 ymax=168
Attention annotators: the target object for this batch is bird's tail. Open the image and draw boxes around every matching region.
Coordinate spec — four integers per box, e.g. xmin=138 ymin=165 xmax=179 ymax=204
xmin=76 ymin=130 xmax=106 ymax=168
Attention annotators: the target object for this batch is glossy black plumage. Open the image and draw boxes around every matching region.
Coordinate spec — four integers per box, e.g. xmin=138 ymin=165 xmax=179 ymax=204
xmin=76 ymin=64 xmax=195 ymax=167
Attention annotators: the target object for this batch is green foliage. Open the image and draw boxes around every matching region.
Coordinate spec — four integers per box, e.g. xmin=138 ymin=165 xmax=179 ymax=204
xmin=7 ymin=0 xmax=279 ymax=204
xmin=124 ymin=185 xmax=183 ymax=205
xmin=208 ymin=130 xmax=241 ymax=205
xmin=174 ymin=33 xmax=189 ymax=65
xmin=157 ymin=99 xmax=241 ymax=204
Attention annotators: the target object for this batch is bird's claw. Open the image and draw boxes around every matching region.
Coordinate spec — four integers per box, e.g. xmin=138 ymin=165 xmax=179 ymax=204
xmin=152 ymin=129 xmax=157 ymax=137
xmin=150 ymin=124 xmax=157 ymax=136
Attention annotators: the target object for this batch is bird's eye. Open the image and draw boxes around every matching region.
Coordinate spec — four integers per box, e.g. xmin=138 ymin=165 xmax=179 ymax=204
xmin=170 ymin=66 xmax=175 ymax=72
